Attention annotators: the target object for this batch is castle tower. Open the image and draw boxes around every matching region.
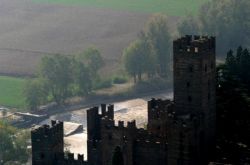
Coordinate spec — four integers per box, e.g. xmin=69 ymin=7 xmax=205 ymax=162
xmin=31 ymin=120 xmax=64 ymax=165
xmin=173 ymin=35 xmax=216 ymax=134
xmin=173 ymin=35 xmax=216 ymax=116
xmin=172 ymin=35 xmax=216 ymax=164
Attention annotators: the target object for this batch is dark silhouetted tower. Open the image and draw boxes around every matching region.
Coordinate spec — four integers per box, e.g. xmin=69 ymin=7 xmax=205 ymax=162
xmin=172 ymin=35 xmax=216 ymax=164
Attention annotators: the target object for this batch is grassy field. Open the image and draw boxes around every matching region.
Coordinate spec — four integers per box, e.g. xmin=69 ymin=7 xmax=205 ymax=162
xmin=0 ymin=76 xmax=26 ymax=109
xmin=0 ymin=0 xmax=208 ymax=109
xmin=35 ymin=0 xmax=208 ymax=16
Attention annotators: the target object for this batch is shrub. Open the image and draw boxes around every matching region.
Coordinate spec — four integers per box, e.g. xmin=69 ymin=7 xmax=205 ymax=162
xmin=112 ymin=76 xmax=128 ymax=84
xmin=93 ymin=78 xmax=112 ymax=89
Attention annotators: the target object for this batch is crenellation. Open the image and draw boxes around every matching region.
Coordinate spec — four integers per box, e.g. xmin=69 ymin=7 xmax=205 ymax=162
xmin=67 ymin=153 xmax=74 ymax=161
xmin=106 ymin=104 xmax=114 ymax=119
xmin=54 ymin=152 xmax=88 ymax=165
xmin=101 ymin=104 xmax=106 ymax=115
xmin=174 ymin=35 xmax=215 ymax=54
xmin=31 ymin=120 xmax=63 ymax=141
xmin=127 ymin=120 xmax=136 ymax=129
xmin=118 ymin=120 xmax=124 ymax=128
xmin=77 ymin=154 xmax=84 ymax=162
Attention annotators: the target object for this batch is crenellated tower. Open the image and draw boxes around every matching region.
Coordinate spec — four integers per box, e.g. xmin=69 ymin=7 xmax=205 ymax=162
xmin=87 ymin=104 xmax=115 ymax=165
xmin=31 ymin=120 xmax=64 ymax=165
xmin=173 ymin=35 xmax=216 ymax=117
xmin=170 ymin=35 xmax=216 ymax=164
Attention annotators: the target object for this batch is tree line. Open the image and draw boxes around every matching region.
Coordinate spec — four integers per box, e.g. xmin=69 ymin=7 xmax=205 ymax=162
xmin=224 ymin=46 xmax=250 ymax=88
xmin=123 ymin=0 xmax=250 ymax=84
xmin=216 ymin=47 xmax=250 ymax=163
xmin=24 ymin=0 xmax=250 ymax=110
xmin=122 ymin=14 xmax=171 ymax=83
xmin=23 ymin=47 xmax=104 ymax=110
xmin=178 ymin=0 xmax=250 ymax=55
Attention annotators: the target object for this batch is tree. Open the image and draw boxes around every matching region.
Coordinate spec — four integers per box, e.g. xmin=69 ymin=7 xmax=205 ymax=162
xmin=123 ymin=39 xmax=156 ymax=83
xmin=225 ymin=50 xmax=236 ymax=75
xmin=23 ymin=78 xmax=48 ymax=111
xmin=239 ymin=49 xmax=250 ymax=83
xmin=72 ymin=59 xmax=92 ymax=96
xmin=178 ymin=14 xmax=200 ymax=36
xmin=143 ymin=13 xmax=171 ymax=77
xmin=78 ymin=47 xmax=104 ymax=80
xmin=0 ymin=122 xmax=29 ymax=164
xmin=39 ymin=54 xmax=73 ymax=104
xmin=178 ymin=0 xmax=250 ymax=55
xmin=224 ymin=46 xmax=250 ymax=89
xmin=216 ymin=48 xmax=250 ymax=163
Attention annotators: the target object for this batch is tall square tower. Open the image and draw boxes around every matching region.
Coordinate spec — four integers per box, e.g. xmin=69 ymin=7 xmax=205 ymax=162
xmin=173 ymin=35 xmax=216 ymax=161
xmin=173 ymin=35 xmax=216 ymax=118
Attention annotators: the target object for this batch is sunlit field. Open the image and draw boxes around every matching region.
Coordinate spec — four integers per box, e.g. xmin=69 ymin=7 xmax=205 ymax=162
xmin=0 ymin=76 xmax=26 ymax=108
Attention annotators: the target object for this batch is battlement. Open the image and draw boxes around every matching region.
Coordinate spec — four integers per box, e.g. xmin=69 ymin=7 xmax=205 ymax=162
xmin=87 ymin=104 xmax=114 ymax=121
xmin=55 ymin=152 xmax=88 ymax=165
xmin=114 ymin=120 xmax=137 ymax=129
xmin=174 ymin=35 xmax=215 ymax=54
xmin=31 ymin=120 xmax=63 ymax=140
xmin=65 ymin=153 xmax=85 ymax=162
xmin=100 ymin=104 xmax=114 ymax=119
xmin=101 ymin=118 xmax=137 ymax=132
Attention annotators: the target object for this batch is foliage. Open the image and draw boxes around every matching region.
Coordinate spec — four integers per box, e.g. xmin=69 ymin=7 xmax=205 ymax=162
xmin=178 ymin=0 xmax=250 ymax=55
xmin=123 ymin=39 xmax=156 ymax=83
xmin=224 ymin=47 xmax=250 ymax=89
xmin=0 ymin=121 xmax=29 ymax=164
xmin=112 ymin=75 xmax=128 ymax=84
xmin=0 ymin=76 xmax=26 ymax=108
xmin=133 ymin=77 xmax=171 ymax=93
xmin=24 ymin=47 xmax=105 ymax=110
xmin=72 ymin=59 xmax=92 ymax=96
xmin=23 ymin=78 xmax=48 ymax=111
xmin=39 ymin=54 xmax=74 ymax=104
xmin=216 ymin=46 xmax=250 ymax=162
xmin=78 ymin=47 xmax=104 ymax=80
xmin=123 ymin=13 xmax=172 ymax=82
xmin=93 ymin=78 xmax=112 ymax=90
xmin=142 ymin=13 xmax=171 ymax=78
xmin=34 ymin=0 xmax=208 ymax=16
xmin=177 ymin=14 xmax=200 ymax=36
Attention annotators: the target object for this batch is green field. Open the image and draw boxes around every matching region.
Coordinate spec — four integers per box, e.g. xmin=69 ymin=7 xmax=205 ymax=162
xmin=0 ymin=76 xmax=26 ymax=109
xmin=35 ymin=0 xmax=208 ymax=16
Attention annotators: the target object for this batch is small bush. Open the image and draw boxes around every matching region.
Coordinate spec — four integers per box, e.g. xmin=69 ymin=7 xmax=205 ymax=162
xmin=93 ymin=78 xmax=112 ymax=89
xmin=112 ymin=76 xmax=128 ymax=84
xmin=133 ymin=78 xmax=172 ymax=93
